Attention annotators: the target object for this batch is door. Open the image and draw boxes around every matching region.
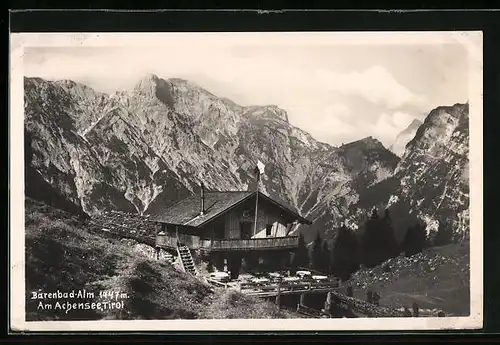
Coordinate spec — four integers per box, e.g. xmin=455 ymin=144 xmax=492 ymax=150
xmin=240 ymin=222 xmax=252 ymax=240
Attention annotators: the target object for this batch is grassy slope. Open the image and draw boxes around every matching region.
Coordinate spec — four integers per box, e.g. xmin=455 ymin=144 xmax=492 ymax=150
xmin=25 ymin=198 xmax=296 ymax=321
xmin=346 ymin=242 xmax=470 ymax=316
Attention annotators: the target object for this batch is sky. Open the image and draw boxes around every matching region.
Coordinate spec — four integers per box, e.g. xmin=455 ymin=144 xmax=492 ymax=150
xmin=23 ymin=36 xmax=471 ymax=147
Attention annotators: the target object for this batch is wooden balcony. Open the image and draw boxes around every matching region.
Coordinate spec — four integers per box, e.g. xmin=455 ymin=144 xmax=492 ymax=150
xmin=156 ymin=234 xmax=299 ymax=252
xmin=208 ymin=237 xmax=299 ymax=251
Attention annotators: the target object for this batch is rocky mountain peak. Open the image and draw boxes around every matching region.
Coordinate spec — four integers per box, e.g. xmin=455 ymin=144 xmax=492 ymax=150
xmin=406 ymin=102 xmax=468 ymax=153
xmin=343 ymin=136 xmax=386 ymax=150
xmin=166 ymin=77 xmax=233 ymax=107
xmin=23 ymin=75 xmax=469 ymax=245
xmin=244 ymin=105 xmax=290 ymax=123
xmin=24 ymin=76 xmax=45 ymax=84
xmin=167 ymin=77 xmax=191 ymax=85
xmin=263 ymin=105 xmax=289 ymax=123
xmin=131 ymin=73 xmax=176 ymax=109
xmin=389 ymin=118 xmax=423 ymax=157
xmin=133 ymin=73 xmax=160 ymax=93
xmin=350 ymin=102 xmax=470 ymax=243
xmin=408 ymin=118 xmax=424 ymax=129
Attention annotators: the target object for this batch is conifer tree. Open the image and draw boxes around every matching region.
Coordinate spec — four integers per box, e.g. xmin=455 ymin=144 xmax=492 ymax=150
xmin=361 ymin=208 xmax=381 ymax=268
xmin=346 ymin=226 xmax=361 ymax=275
xmin=291 ymin=232 xmax=309 ymax=272
xmin=361 ymin=207 xmax=399 ymax=268
xmin=321 ymin=240 xmax=331 ymax=274
xmin=416 ymin=221 xmax=429 ymax=250
xmin=381 ymin=208 xmax=400 ymax=259
xmin=311 ymin=231 xmax=324 ymax=270
xmin=332 ymin=223 xmax=360 ymax=281
xmin=402 ymin=221 xmax=427 ymax=256
xmin=433 ymin=220 xmax=454 ymax=246
xmin=402 ymin=224 xmax=414 ymax=256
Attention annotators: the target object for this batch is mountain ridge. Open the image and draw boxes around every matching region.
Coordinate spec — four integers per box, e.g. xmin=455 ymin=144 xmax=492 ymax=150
xmin=23 ymin=74 xmax=469 ymax=243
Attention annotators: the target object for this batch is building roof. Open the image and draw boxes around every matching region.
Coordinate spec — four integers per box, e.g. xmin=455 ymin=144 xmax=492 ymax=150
xmin=148 ymin=190 xmax=312 ymax=227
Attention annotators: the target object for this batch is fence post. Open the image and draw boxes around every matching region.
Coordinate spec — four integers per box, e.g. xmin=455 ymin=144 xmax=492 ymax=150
xmin=412 ymin=302 xmax=419 ymax=317
xmin=324 ymin=291 xmax=332 ymax=314
xmin=372 ymin=291 xmax=380 ymax=306
xmin=275 ymin=281 xmax=281 ymax=309
xmin=297 ymin=293 xmax=305 ymax=311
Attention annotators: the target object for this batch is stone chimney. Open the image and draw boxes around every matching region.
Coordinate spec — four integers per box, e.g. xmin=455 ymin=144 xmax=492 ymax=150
xmin=200 ymin=182 xmax=205 ymax=216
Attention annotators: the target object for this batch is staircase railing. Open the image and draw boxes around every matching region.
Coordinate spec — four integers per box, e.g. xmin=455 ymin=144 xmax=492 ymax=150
xmin=176 ymin=244 xmax=198 ymax=276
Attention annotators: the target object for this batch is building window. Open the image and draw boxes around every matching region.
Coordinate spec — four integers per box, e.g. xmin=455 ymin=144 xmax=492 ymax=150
xmin=265 ymin=224 xmax=273 ymax=237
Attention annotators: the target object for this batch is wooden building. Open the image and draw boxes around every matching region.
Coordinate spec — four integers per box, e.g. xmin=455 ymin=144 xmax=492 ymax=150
xmin=149 ymin=184 xmax=312 ymax=275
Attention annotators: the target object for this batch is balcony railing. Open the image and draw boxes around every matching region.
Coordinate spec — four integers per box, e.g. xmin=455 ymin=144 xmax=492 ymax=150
xmin=208 ymin=237 xmax=299 ymax=251
xmin=156 ymin=234 xmax=299 ymax=251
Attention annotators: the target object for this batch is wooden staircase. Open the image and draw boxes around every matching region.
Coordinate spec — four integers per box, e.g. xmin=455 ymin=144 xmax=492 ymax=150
xmin=177 ymin=244 xmax=197 ymax=276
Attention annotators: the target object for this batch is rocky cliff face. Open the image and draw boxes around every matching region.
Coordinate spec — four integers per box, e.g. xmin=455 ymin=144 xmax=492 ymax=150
xmin=351 ymin=103 xmax=470 ymax=241
xmin=24 ymin=76 xmax=190 ymax=215
xmin=389 ymin=119 xmax=423 ymax=157
xmin=23 ymin=75 xmax=469 ymax=243
xmin=397 ymin=103 xmax=469 ymax=238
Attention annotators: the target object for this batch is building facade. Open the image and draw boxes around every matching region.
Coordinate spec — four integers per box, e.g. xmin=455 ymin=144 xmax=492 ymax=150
xmin=150 ymin=186 xmax=312 ymax=276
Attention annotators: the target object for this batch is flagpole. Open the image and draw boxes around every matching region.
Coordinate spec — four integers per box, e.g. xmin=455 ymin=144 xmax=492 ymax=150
xmin=254 ymin=169 xmax=259 ymax=237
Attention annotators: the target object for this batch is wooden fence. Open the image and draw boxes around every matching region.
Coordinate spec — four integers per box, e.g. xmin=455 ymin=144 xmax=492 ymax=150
xmin=243 ymin=280 xmax=340 ymax=297
xmin=244 ymin=281 xmax=444 ymax=318
xmin=205 ymin=278 xmax=229 ymax=289
xmin=329 ymin=291 xmax=407 ymax=317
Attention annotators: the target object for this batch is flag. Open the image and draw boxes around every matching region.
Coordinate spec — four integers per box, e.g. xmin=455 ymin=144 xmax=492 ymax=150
xmin=253 ymin=160 xmax=265 ymax=191
xmin=256 ymin=160 xmax=265 ymax=175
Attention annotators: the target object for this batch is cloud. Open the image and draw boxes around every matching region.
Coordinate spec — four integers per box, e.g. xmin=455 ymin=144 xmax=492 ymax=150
xmin=291 ymin=102 xmax=358 ymax=144
xmin=313 ymin=65 xmax=426 ymax=110
xmin=373 ymin=111 xmax=416 ymax=147
xmin=24 ymin=48 xmax=425 ymax=110
xmin=23 ymin=44 xmax=464 ymax=148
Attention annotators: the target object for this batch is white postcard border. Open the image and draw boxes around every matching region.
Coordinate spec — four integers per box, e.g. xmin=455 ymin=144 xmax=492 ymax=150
xmin=9 ymin=31 xmax=483 ymax=332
